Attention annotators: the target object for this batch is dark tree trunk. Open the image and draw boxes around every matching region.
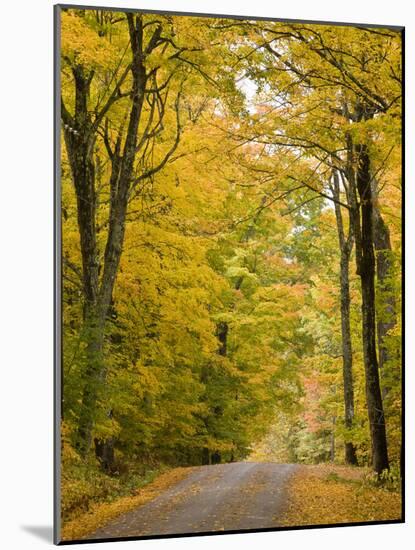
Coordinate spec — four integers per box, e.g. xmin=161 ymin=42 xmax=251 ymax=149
xmin=216 ymin=322 xmax=228 ymax=356
xmin=94 ymin=437 xmax=115 ymax=473
xmin=372 ymin=193 xmax=397 ymax=393
xmin=211 ymin=451 xmax=221 ymax=464
xmin=330 ymin=415 xmax=336 ymax=463
xmin=202 ymin=447 xmax=211 ymax=465
xmin=354 ymin=144 xmax=389 ymax=474
xmin=332 ymin=172 xmax=358 ymax=466
xmin=339 ymin=248 xmax=359 ymax=465
xmin=62 ymin=65 xmax=106 ymax=456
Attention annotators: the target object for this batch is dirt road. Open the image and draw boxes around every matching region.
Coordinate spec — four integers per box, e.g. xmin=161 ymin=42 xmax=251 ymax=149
xmin=89 ymin=462 xmax=298 ymax=540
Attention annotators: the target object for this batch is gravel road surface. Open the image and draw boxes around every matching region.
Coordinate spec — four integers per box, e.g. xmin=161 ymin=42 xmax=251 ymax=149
xmin=89 ymin=462 xmax=298 ymax=539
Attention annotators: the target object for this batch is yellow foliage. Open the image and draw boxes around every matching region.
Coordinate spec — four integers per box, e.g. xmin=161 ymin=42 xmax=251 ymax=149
xmin=61 ymin=11 xmax=118 ymax=68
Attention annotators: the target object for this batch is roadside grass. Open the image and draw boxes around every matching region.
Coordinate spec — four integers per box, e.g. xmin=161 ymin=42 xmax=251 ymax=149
xmin=280 ymin=464 xmax=402 ymax=527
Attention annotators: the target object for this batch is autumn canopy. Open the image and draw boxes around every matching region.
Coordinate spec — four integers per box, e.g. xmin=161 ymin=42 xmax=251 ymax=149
xmin=59 ymin=7 xmax=402 ymax=528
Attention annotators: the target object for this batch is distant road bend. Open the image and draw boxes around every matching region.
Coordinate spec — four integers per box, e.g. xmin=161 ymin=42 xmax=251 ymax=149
xmin=89 ymin=462 xmax=298 ymax=539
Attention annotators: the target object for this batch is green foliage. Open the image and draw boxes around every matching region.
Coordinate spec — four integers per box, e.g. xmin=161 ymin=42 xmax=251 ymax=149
xmin=364 ymin=464 xmax=402 ymax=492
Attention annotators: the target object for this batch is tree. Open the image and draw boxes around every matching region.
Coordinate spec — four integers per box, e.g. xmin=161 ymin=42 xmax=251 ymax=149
xmin=60 ymin=11 xmax=402 ymax=489
xmin=228 ymin=22 xmax=401 ymax=472
xmin=62 ymin=10 xmax=188 ymax=455
xmin=331 ymin=170 xmax=358 ymax=465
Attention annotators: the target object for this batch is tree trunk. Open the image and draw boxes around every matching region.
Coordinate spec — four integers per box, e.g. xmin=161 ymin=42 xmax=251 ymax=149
xmin=62 ymin=66 xmax=105 ymax=456
xmin=76 ymin=307 xmax=106 ymax=455
xmin=94 ymin=436 xmax=115 ymax=473
xmin=354 ymin=144 xmax=389 ymax=474
xmin=332 ymin=172 xmax=358 ymax=465
xmin=211 ymin=451 xmax=221 ymax=464
xmin=202 ymin=447 xmax=211 ymax=465
xmin=339 ymin=248 xmax=359 ymax=465
xmin=372 ymin=196 xmax=397 ymax=394
xmin=330 ymin=415 xmax=336 ymax=463
xmin=216 ymin=321 xmax=228 ymax=356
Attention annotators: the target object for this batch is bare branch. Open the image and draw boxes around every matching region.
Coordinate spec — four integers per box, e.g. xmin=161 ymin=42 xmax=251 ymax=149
xmin=92 ymin=62 xmax=132 ymax=133
xmin=287 ymin=175 xmax=351 ymax=210
xmin=282 ymin=195 xmax=324 ymax=216
xmin=131 ymin=86 xmax=184 ymax=191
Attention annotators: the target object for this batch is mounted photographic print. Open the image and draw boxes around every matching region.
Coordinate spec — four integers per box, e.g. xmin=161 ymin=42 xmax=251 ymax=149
xmin=54 ymin=4 xmax=404 ymax=544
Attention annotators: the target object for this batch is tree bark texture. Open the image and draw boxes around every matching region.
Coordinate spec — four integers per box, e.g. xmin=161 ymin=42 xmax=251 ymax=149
xmin=371 ymin=188 xmax=397 ymax=395
xmin=354 ymin=144 xmax=389 ymax=474
xmin=332 ymin=172 xmax=358 ymax=465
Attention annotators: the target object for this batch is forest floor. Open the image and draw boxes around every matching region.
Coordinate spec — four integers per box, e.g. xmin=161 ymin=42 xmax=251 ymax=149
xmin=280 ymin=464 xmax=402 ymax=527
xmin=60 ymin=467 xmax=193 ymax=541
xmin=61 ymin=462 xmax=402 ymax=542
